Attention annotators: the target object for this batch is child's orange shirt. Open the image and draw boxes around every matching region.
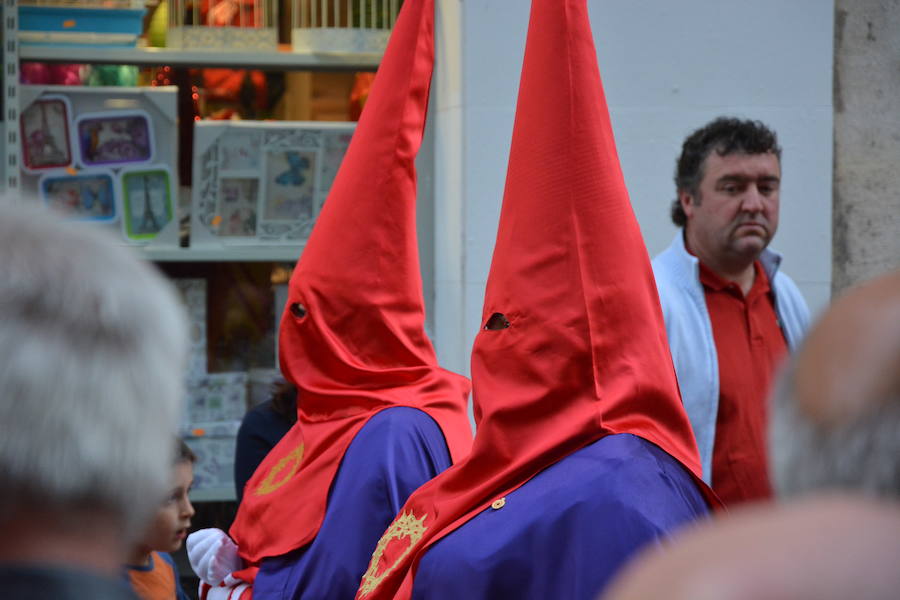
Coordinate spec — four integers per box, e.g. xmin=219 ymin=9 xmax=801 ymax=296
xmin=126 ymin=551 xmax=188 ymax=600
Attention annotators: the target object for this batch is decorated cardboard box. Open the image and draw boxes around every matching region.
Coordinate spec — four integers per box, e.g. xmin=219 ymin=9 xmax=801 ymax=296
xmin=172 ymin=278 xmax=208 ymax=382
xmin=183 ymin=372 xmax=248 ymax=499
xmin=184 ymin=420 xmax=241 ymax=498
xmin=186 ymin=371 xmax=248 ymax=424
xmin=190 ymin=120 xmax=355 ymax=248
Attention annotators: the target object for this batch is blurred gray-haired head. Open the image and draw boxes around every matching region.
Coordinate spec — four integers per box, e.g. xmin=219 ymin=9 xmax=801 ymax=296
xmin=769 ymin=270 xmax=900 ymax=500
xmin=0 ymin=201 xmax=188 ymax=541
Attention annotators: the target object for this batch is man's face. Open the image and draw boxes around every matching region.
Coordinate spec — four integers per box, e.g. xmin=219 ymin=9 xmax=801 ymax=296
xmin=681 ymin=151 xmax=781 ymax=267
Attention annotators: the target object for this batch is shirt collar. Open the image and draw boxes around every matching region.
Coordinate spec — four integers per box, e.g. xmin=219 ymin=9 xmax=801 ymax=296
xmin=699 ymin=260 xmax=771 ymax=299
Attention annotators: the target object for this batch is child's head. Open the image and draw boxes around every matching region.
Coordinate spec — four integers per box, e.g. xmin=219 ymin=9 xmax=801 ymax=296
xmin=138 ymin=440 xmax=196 ymax=557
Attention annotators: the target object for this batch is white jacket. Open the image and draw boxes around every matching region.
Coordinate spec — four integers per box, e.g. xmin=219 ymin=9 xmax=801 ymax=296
xmin=652 ymin=233 xmax=811 ymax=484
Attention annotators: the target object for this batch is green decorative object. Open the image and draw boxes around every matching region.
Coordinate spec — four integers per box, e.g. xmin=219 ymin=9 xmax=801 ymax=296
xmin=86 ymin=64 xmax=139 ymax=87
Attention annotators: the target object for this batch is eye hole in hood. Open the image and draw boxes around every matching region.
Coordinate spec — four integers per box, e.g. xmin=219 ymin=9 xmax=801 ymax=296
xmin=484 ymin=312 xmax=510 ymax=331
xmin=289 ymin=302 xmax=308 ymax=319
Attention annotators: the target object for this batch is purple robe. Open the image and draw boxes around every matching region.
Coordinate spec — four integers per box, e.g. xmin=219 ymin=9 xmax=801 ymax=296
xmin=412 ymin=433 xmax=710 ymax=600
xmin=252 ymin=406 xmax=454 ymax=600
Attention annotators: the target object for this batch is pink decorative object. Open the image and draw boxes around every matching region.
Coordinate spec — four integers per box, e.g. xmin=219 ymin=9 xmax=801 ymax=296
xmin=20 ymin=63 xmax=84 ymax=85
xmin=48 ymin=64 xmax=84 ymax=86
xmin=20 ymin=62 xmax=52 ymax=84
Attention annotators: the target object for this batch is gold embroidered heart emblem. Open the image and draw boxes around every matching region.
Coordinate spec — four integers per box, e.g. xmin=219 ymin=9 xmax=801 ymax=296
xmin=358 ymin=510 xmax=428 ymax=596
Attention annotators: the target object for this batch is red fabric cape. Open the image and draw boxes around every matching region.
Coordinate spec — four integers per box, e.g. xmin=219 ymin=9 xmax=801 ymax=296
xmin=229 ymin=0 xmax=473 ymax=565
xmin=355 ymin=1 xmax=714 ymax=598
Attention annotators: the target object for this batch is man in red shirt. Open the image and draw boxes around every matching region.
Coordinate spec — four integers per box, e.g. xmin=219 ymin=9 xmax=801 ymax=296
xmin=601 ymin=269 xmax=900 ymax=600
xmin=652 ymin=117 xmax=811 ymax=505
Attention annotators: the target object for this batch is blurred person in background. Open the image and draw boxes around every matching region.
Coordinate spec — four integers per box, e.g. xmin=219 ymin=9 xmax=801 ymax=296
xmin=125 ymin=440 xmax=197 ymax=600
xmin=233 ymin=381 xmax=297 ymax=503
xmin=0 ymin=201 xmax=188 ymax=599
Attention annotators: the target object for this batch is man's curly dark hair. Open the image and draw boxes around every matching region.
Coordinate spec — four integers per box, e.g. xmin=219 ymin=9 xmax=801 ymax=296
xmin=671 ymin=117 xmax=781 ymax=226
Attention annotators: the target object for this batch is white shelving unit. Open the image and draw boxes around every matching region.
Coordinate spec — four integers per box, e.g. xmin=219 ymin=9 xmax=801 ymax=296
xmin=19 ymin=45 xmax=381 ymax=71
xmin=3 ymin=0 xmax=21 ymax=194
xmin=2 ymin=1 xmax=385 ymax=503
xmin=3 ymin=0 xmax=379 ymax=262
xmin=140 ymin=243 xmax=305 ymax=262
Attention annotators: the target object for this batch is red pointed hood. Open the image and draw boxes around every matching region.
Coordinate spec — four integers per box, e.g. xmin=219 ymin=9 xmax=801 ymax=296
xmin=230 ymin=0 xmax=472 ymax=564
xmin=355 ymin=0 xmax=704 ymax=597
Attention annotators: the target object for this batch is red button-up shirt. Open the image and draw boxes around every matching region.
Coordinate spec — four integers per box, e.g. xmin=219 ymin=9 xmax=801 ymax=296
xmin=700 ymin=261 xmax=787 ymax=505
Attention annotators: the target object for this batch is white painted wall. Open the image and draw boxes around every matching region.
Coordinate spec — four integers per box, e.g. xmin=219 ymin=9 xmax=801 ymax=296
xmin=431 ymin=0 xmax=834 ymax=373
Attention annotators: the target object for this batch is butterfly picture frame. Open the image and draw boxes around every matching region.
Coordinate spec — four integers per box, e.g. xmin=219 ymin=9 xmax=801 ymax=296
xmin=261 ymin=148 xmax=318 ymax=223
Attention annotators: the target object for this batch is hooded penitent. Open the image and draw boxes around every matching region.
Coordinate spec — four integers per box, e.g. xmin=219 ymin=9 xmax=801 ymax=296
xmin=355 ymin=0 xmax=707 ymax=598
xmin=229 ymin=0 xmax=473 ymax=566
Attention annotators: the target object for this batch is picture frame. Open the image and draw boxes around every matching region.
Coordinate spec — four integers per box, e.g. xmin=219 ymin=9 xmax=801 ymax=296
xmin=20 ymin=94 xmax=74 ymax=173
xmin=260 ymin=148 xmax=318 ymax=223
xmin=191 ymin=120 xmax=355 ymax=247
xmin=75 ymin=109 xmax=155 ymax=168
xmin=38 ymin=168 xmax=117 ymax=223
xmin=119 ymin=164 xmax=174 ymax=243
xmin=219 ymin=130 xmax=263 ymax=171
xmin=217 ymin=177 xmax=259 ymax=237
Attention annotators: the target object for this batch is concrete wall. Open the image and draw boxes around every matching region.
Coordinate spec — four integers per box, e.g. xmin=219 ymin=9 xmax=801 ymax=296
xmin=833 ymin=0 xmax=900 ymax=294
xmin=424 ymin=1 xmax=466 ymax=362
xmin=431 ymin=0 xmax=834 ymax=374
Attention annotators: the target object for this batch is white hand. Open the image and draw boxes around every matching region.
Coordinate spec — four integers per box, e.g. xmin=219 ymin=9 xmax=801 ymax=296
xmin=186 ymin=528 xmax=242 ymax=586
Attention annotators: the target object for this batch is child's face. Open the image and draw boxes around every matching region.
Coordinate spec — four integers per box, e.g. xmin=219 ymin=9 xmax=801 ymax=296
xmin=144 ymin=461 xmax=195 ymax=554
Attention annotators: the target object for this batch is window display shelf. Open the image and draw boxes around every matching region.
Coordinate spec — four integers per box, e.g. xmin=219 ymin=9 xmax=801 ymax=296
xmin=141 ymin=244 xmax=304 ymax=262
xmin=19 ymin=45 xmax=381 ymax=71
xmin=190 ymin=487 xmax=236 ymax=502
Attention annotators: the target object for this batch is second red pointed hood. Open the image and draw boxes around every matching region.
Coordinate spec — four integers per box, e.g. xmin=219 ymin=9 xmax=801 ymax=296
xmin=355 ymin=0 xmax=705 ymax=598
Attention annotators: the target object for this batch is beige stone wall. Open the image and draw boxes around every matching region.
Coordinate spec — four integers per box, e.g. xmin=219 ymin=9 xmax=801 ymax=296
xmin=833 ymin=0 xmax=900 ymax=294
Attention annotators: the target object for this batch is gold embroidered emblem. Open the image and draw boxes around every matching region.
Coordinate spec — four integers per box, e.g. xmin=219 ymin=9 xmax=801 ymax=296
xmin=254 ymin=443 xmax=304 ymax=496
xmin=358 ymin=510 xmax=428 ymax=596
